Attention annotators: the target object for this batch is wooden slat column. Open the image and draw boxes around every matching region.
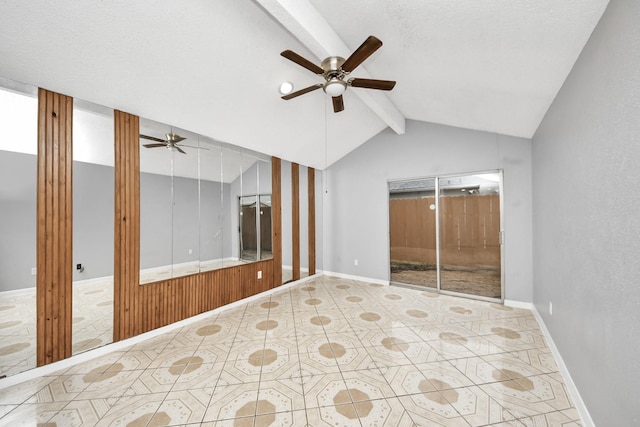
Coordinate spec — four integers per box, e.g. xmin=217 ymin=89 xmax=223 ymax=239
xmin=36 ymin=89 xmax=73 ymax=366
xmin=308 ymin=167 xmax=316 ymax=275
xmin=113 ymin=110 xmax=141 ymax=341
xmin=292 ymin=162 xmax=300 ymax=281
xmin=271 ymin=157 xmax=282 ymax=286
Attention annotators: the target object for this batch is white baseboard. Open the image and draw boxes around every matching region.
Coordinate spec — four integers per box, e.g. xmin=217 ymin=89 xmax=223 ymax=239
xmin=0 ymin=287 xmax=35 ymax=297
xmin=321 ymin=271 xmax=389 ymax=286
xmin=531 ymin=306 xmax=594 ymax=427
xmin=73 ymin=275 xmax=113 ymax=287
xmin=282 ymin=265 xmax=310 ymax=273
xmin=504 ymin=299 xmax=534 ymax=310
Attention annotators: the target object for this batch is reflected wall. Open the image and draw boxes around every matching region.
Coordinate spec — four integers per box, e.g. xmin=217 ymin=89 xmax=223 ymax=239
xmin=72 ymin=101 xmax=115 ymax=355
xmin=0 ymin=81 xmax=37 ymax=376
xmin=138 ymin=118 xmax=273 ymax=284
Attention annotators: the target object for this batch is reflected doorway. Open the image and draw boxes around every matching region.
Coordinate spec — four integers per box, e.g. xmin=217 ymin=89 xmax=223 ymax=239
xmin=239 ymin=195 xmax=272 ymax=262
xmin=388 ymin=172 xmax=503 ymax=301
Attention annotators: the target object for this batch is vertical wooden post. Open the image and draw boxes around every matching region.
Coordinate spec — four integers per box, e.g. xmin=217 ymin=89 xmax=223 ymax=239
xmin=308 ymin=167 xmax=316 ymax=276
xmin=292 ymin=162 xmax=300 ymax=281
xmin=113 ymin=110 xmax=141 ymax=341
xmin=271 ymin=157 xmax=282 ymax=286
xmin=36 ymin=89 xmax=73 ymax=365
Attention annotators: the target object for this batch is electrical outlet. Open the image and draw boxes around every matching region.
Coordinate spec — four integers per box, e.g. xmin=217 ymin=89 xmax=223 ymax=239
xmin=549 ymin=302 xmax=553 ymax=316
xmin=31 ymin=267 xmax=36 ymax=276
xmin=354 ymin=259 xmax=358 ymax=266
xmin=188 ymin=249 xmax=192 ymax=255
xmin=257 ymin=270 xmax=262 ymax=279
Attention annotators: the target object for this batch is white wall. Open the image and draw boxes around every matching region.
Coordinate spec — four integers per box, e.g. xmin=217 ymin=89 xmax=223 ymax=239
xmin=322 ymin=119 xmax=533 ymax=302
xmin=532 ymin=0 xmax=640 ymax=424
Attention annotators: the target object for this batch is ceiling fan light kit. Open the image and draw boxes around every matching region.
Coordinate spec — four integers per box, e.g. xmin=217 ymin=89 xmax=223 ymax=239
xmin=280 ymin=35 xmax=396 ymax=113
xmin=323 ymin=78 xmax=347 ymax=97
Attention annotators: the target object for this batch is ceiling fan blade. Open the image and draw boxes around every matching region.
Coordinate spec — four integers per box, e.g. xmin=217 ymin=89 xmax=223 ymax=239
xmin=140 ymin=134 xmax=166 ymax=143
xmin=281 ymin=83 xmax=323 ymax=100
xmin=341 ymin=36 xmax=383 ymax=73
xmin=348 ymin=78 xmax=396 ymax=91
xmin=280 ymin=50 xmax=324 ymax=74
xmin=332 ymin=95 xmax=344 ymax=113
xmin=175 ymin=146 xmax=187 ymax=154
xmin=167 ymin=133 xmax=186 ymax=143
xmin=142 ymin=143 xmax=167 ymax=148
xmin=180 ymin=144 xmax=209 ymax=150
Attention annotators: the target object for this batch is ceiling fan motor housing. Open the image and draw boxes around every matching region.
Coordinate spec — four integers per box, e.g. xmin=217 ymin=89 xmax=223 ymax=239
xmin=321 ymin=56 xmax=348 ymax=96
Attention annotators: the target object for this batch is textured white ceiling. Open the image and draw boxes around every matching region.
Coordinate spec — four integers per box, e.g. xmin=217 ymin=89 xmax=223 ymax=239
xmin=0 ymin=0 xmax=608 ymax=170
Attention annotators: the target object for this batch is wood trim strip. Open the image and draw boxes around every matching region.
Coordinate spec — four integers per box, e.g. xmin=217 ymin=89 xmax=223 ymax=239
xmin=113 ymin=110 xmax=141 ymax=341
xmin=308 ymin=167 xmax=316 ymax=276
xmin=291 ymin=162 xmax=300 ymax=281
xmin=271 ymin=157 xmax=282 ymax=286
xmin=36 ymin=89 xmax=73 ymax=366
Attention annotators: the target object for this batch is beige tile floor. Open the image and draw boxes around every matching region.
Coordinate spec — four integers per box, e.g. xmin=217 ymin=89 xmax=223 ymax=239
xmin=0 ymin=276 xmax=581 ymax=426
xmin=0 ymin=279 xmax=114 ymax=377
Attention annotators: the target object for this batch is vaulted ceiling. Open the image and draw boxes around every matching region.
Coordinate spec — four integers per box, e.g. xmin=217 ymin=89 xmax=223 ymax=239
xmin=0 ymin=0 xmax=609 ymax=170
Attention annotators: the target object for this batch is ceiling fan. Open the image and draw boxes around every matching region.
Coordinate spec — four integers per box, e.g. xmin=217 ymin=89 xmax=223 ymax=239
xmin=140 ymin=132 xmax=192 ymax=154
xmin=280 ymin=35 xmax=396 ymax=113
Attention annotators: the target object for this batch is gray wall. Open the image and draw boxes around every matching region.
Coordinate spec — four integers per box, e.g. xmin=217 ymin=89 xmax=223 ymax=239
xmin=141 ymin=172 xmax=232 ymax=269
xmin=200 ymin=179 xmax=231 ymax=263
xmin=0 ymin=151 xmax=36 ymax=291
xmin=281 ymin=160 xmax=293 ymax=268
xmin=322 ymin=120 xmax=533 ymax=302
xmin=532 ymin=0 xmax=640 ymax=424
xmin=73 ymin=161 xmax=114 ymax=281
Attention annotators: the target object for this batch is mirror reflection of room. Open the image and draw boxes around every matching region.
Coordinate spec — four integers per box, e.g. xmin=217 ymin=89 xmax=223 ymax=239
xmin=71 ymin=100 xmax=115 ymax=355
xmin=0 ymin=81 xmax=37 ymax=377
xmin=139 ymin=118 xmax=274 ymax=284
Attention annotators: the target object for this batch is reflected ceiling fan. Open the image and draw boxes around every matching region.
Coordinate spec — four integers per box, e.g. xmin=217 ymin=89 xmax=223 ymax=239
xmin=280 ymin=35 xmax=396 ymax=112
xmin=140 ymin=132 xmax=197 ymax=154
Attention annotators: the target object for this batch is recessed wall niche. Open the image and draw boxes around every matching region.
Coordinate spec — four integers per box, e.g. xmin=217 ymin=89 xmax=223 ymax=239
xmin=139 ymin=118 xmax=273 ymax=284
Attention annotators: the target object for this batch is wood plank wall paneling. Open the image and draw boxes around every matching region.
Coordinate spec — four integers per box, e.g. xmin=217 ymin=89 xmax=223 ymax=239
xmin=36 ymin=89 xmax=73 ymax=366
xmin=113 ymin=111 xmax=275 ymax=342
xmin=113 ymin=110 xmax=141 ymax=340
xmin=308 ymin=167 xmax=316 ymax=276
xmin=291 ymin=163 xmax=300 ymax=281
xmin=271 ymin=157 xmax=282 ymax=286
xmin=34 ymin=108 xmax=288 ymax=363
